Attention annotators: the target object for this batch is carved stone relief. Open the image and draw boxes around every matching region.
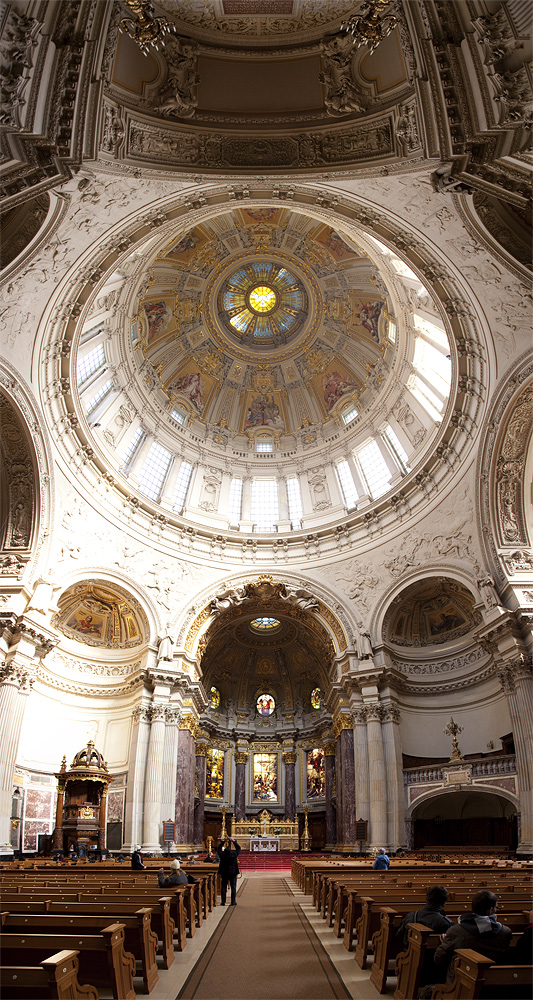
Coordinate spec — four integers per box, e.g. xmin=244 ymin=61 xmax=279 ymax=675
xmin=0 ymin=390 xmax=36 ymax=553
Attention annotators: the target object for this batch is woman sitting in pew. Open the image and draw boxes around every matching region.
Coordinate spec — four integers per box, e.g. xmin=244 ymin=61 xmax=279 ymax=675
xmin=157 ymin=858 xmax=196 ymax=887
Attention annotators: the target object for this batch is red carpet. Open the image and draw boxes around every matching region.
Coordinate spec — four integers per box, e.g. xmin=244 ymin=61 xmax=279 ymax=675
xmin=238 ymin=850 xmax=295 ymax=872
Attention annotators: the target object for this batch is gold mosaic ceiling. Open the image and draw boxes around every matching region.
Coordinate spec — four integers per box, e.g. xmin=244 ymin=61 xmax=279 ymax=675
xmin=136 ymin=205 xmax=393 ymax=441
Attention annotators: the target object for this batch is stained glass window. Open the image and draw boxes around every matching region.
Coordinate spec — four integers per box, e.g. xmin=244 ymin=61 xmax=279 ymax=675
xmin=307 ymin=748 xmax=325 ymax=798
xmin=256 ymin=693 xmax=275 ymax=715
xmin=253 ymin=752 xmax=278 ymax=801
xmin=219 ymin=261 xmax=306 ymax=343
xmin=206 ymin=748 xmax=224 ymax=799
xmin=209 ymin=686 xmax=220 ymax=710
xmin=250 ymin=617 xmax=280 ymax=631
xmin=311 ymin=687 xmax=321 ymax=709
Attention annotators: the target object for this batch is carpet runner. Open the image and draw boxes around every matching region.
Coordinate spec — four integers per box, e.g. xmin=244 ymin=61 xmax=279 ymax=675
xmin=237 ymin=850 xmax=294 ymax=871
xmin=177 ymin=876 xmax=351 ymax=1000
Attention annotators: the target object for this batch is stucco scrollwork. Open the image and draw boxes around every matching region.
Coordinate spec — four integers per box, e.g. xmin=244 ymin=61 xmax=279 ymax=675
xmin=319 ymin=34 xmax=367 ymax=117
xmin=496 ymin=383 xmax=533 ymax=546
xmin=158 ymin=37 xmax=200 ymax=119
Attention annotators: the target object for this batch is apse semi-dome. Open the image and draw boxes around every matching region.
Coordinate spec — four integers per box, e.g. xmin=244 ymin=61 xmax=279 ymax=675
xmin=70 ymin=199 xmax=454 ymax=539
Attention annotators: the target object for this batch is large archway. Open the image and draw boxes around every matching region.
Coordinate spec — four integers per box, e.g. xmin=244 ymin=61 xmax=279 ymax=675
xmin=412 ymin=790 xmax=518 ymax=852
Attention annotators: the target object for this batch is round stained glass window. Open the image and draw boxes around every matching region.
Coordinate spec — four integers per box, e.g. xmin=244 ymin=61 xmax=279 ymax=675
xmin=257 ymin=693 xmax=275 ymax=716
xmin=311 ymin=687 xmax=321 ymax=710
xmin=250 ymin=617 xmax=280 ymax=631
xmin=209 ymin=686 xmax=220 ymax=709
xmin=248 ymin=285 xmax=277 ymax=314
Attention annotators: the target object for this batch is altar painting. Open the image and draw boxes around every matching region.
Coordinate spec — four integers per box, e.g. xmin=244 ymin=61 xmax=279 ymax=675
xmin=253 ymin=753 xmax=278 ymax=802
xmin=205 ymin=748 xmax=224 ymax=799
xmin=307 ymin=748 xmax=325 ymax=799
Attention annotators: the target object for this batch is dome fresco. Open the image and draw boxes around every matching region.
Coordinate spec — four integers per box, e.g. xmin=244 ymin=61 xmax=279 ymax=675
xmin=385 ymin=578 xmax=482 ymax=647
xmin=74 ymin=201 xmax=452 ymax=532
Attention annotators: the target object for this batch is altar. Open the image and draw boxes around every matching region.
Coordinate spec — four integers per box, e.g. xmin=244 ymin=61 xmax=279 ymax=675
xmin=250 ymin=836 xmax=280 ymax=852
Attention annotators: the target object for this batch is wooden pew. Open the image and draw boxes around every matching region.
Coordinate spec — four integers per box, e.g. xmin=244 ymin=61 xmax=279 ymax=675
xmin=47 ymin=898 xmax=177 ymax=967
xmin=0 ymin=949 xmax=98 ymax=1000
xmin=2 ymin=909 xmax=158 ymax=995
xmin=394 ymin=923 xmax=526 ymax=1000
xmin=431 ymin=948 xmax=533 ymax=999
xmin=0 ymin=923 xmax=135 ymax=1000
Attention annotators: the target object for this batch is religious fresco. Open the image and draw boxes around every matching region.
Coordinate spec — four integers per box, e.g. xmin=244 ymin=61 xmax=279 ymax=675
xmin=167 ymin=364 xmax=216 ymax=414
xmin=312 ymin=224 xmax=359 ymax=262
xmin=385 ymin=578 xmax=481 ymax=647
xmin=243 ymin=392 xmax=285 ymax=431
xmin=160 ymin=226 xmax=209 ymax=264
xmin=347 ymin=293 xmax=385 ymax=343
xmin=142 ymin=298 xmax=174 ymax=344
xmin=54 ymin=581 xmax=147 ymax=648
xmin=256 ymin=693 xmax=275 ymax=716
xmin=253 ymin=752 xmax=278 ymax=802
xmin=205 ymin=747 xmax=224 ymax=799
xmin=239 ymin=206 xmax=283 ymax=226
xmin=308 ymin=361 xmax=359 ymax=415
xmin=307 ymin=748 xmax=325 ymax=799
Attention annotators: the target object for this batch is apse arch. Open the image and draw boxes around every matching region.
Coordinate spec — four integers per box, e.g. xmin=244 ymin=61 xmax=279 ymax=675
xmin=408 ymin=788 xmax=519 ymax=851
xmin=52 ymin=567 xmax=160 ymax=649
xmin=372 ymin=567 xmax=483 ymax=650
xmin=407 ymin=785 xmax=519 ymax=820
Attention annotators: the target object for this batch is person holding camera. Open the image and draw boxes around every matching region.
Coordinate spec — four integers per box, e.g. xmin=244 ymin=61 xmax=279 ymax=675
xmin=216 ymin=837 xmax=241 ymax=906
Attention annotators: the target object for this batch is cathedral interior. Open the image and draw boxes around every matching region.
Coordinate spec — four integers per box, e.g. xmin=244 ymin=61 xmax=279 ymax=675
xmin=0 ymin=0 xmax=532 ymax=861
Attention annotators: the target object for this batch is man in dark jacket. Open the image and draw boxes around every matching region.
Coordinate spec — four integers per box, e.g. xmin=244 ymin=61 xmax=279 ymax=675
xmin=157 ymin=858 xmax=189 ymax=887
xmin=372 ymin=849 xmax=390 ymax=870
xmin=433 ymin=889 xmax=512 ymax=983
xmin=131 ymin=845 xmax=145 ymax=870
xmin=216 ymin=838 xmax=241 ymax=906
xmin=397 ymin=884 xmax=453 ymax=948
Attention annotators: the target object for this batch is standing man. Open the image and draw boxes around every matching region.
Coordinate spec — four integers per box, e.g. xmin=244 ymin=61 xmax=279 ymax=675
xmin=216 ymin=837 xmax=241 ymax=906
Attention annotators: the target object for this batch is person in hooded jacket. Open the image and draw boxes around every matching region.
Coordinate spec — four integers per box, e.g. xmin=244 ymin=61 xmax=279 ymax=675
xmin=216 ymin=837 xmax=241 ymax=906
xmin=372 ymin=848 xmax=390 ymax=870
xmin=131 ymin=845 xmax=145 ymax=870
xmin=433 ymin=889 xmax=511 ymax=983
xmin=397 ymin=884 xmax=453 ymax=948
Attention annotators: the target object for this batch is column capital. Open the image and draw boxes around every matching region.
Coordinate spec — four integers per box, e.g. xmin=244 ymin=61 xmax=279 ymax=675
xmin=179 ymin=712 xmax=201 ymax=739
xmin=196 ymin=741 xmax=208 ymax=756
xmin=353 ymin=707 xmax=368 ymax=725
xmin=365 ymin=702 xmax=384 ymax=722
xmin=165 ymin=706 xmax=181 ymax=724
xmin=150 ymin=703 xmax=167 ymax=722
xmin=283 ymin=751 xmax=297 ymax=765
xmin=0 ymin=660 xmax=35 ymax=693
xmin=333 ymin=713 xmax=353 ymax=738
xmin=132 ymin=705 xmax=152 ymax=725
xmin=235 ymin=751 xmax=249 ymax=765
xmin=499 ymin=656 xmax=531 ymax=694
xmin=324 ymin=742 xmax=336 ymax=756
xmin=381 ymin=704 xmax=401 ymax=724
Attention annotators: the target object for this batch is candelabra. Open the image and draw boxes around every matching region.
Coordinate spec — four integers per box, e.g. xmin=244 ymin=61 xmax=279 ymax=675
xmin=340 ymin=1 xmax=398 ymax=54
xmin=120 ymin=0 xmax=174 ymax=54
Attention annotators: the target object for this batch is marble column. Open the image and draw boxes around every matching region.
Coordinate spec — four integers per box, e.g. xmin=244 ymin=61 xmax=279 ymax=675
xmin=160 ymin=707 xmax=180 ymax=836
xmin=381 ymin=703 xmax=405 ymax=852
xmin=193 ymin=742 xmax=207 ymax=846
xmin=501 ymin=661 xmax=533 ymax=854
xmin=52 ymin=771 xmax=66 ymax=851
xmin=123 ymin=705 xmax=151 ymax=851
xmin=142 ymin=699 xmax=168 ymax=853
xmin=324 ymin=742 xmax=337 ymax=848
xmin=98 ymin=788 xmax=108 ymax=850
xmin=353 ymin=709 xmax=370 ymax=847
xmin=234 ymin=751 xmax=248 ymax=821
xmin=366 ymin=703 xmax=388 ymax=850
xmin=283 ymin=751 xmax=297 ymax=820
xmin=336 ymin=718 xmax=355 ymax=848
xmin=334 ymin=735 xmax=344 ymax=846
xmin=0 ymin=646 xmax=38 ymax=855
xmin=175 ymin=714 xmax=198 ymax=848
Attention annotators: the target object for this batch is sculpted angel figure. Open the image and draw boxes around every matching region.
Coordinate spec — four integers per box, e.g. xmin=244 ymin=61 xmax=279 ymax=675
xmin=210 ymin=586 xmax=247 ymax=612
xmin=281 ymin=586 xmax=319 ymax=611
xmin=25 ymin=576 xmax=60 ymax=617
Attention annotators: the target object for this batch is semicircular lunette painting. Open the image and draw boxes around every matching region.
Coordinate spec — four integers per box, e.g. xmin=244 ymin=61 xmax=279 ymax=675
xmin=54 ymin=581 xmax=148 ymax=648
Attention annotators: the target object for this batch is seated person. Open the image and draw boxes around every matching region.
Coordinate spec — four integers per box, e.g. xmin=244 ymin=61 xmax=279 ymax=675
xmin=187 ymin=853 xmax=200 ymax=864
xmin=131 ymin=845 xmax=145 ymax=870
xmin=434 ymin=889 xmax=511 ymax=983
xmin=397 ymin=884 xmax=453 ymax=948
xmin=372 ymin=848 xmax=390 ymax=870
xmin=158 ymin=858 xmax=189 ymax=887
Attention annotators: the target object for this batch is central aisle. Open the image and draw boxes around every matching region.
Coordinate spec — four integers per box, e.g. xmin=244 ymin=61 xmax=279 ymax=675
xmin=178 ymin=876 xmax=352 ymax=1000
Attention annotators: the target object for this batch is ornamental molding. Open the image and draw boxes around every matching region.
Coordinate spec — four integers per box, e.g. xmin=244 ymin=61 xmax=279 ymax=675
xmin=48 ymin=649 xmax=142 ymax=678
xmin=35 ymin=665 xmax=142 ymax=698
xmin=393 ymin=660 xmax=501 ymax=694
xmin=390 ymin=645 xmax=486 ymax=677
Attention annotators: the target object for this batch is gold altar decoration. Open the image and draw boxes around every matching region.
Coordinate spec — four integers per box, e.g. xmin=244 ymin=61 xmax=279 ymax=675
xmin=300 ymin=807 xmax=311 ymax=852
xmin=231 ymin=808 xmax=298 ymax=850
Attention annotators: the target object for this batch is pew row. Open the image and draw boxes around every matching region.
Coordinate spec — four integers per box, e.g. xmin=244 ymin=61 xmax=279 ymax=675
xmin=0 ymin=949 xmax=98 ymax=1000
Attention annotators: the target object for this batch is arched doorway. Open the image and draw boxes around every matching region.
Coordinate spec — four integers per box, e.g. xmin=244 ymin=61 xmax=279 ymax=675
xmin=412 ymin=791 xmax=518 ymax=851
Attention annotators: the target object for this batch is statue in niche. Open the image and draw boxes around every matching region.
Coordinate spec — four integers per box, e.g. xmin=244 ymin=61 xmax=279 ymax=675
xmin=11 ymin=500 xmax=31 ymax=546
xmin=356 ymin=622 xmax=373 ymax=659
xmin=157 ymin=625 xmax=175 ymax=662
xmin=477 ymin=576 xmax=501 ymax=610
